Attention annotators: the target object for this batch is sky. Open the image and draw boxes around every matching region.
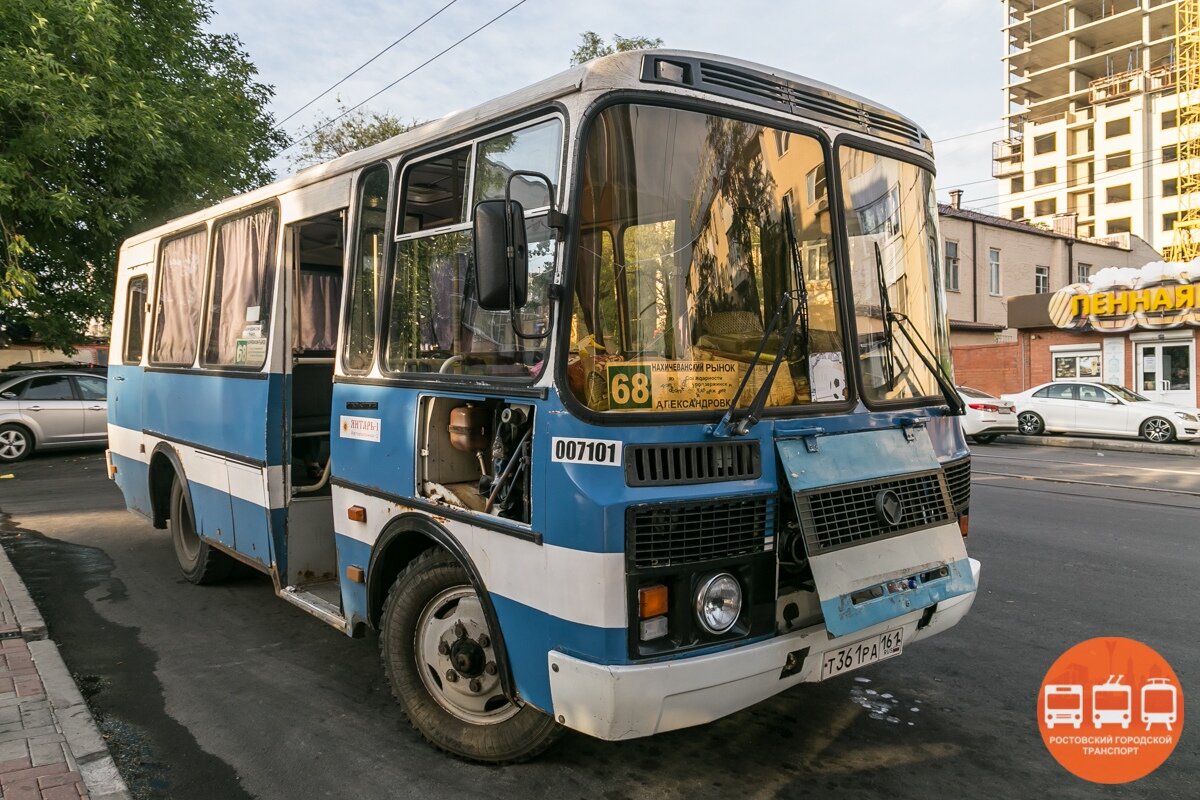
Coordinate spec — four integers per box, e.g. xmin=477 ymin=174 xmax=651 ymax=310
xmin=206 ymin=0 xmax=1006 ymax=210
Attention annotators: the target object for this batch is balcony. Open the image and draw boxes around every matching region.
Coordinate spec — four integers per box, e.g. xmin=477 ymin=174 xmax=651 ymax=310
xmin=1089 ymin=65 xmax=1178 ymax=104
xmin=992 ymin=138 xmax=1025 ymax=177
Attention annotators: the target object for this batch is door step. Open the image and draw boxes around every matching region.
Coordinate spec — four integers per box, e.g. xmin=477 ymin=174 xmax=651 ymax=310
xmin=280 ymin=583 xmax=347 ymax=632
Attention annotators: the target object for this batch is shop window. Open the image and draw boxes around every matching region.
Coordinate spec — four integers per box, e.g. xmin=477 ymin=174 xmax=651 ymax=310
xmin=1053 ymin=353 xmax=1101 ymax=380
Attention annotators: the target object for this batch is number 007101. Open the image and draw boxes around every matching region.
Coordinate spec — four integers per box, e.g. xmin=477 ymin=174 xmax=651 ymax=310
xmin=550 ymin=436 xmax=623 ymax=466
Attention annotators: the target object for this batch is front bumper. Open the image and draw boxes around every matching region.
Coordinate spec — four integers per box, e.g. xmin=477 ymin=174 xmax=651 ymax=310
xmin=548 ymin=557 xmax=980 ymax=741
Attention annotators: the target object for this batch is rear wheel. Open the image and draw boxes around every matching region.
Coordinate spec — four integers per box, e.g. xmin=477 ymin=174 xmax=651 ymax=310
xmin=1140 ymin=417 xmax=1175 ymax=443
xmin=1017 ymin=411 xmax=1044 ymax=436
xmin=0 ymin=424 xmax=32 ymax=463
xmin=169 ymin=477 xmax=235 ymax=584
xmin=971 ymin=434 xmax=998 ymax=445
xmin=380 ymin=549 xmax=561 ymax=763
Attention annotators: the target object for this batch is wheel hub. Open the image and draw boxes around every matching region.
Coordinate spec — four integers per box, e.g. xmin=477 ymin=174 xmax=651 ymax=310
xmin=449 ymin=638 xmax=486 ymax=678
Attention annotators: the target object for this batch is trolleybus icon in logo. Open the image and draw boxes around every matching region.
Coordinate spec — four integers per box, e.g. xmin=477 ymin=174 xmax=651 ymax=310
xmin=1093 ymin=675 xmax=1132 ymax=729
xmin=1141 ymin=678 xmax=1178 ymax=731
xmin=1043 ymin=684 xmax=1084 ymax=729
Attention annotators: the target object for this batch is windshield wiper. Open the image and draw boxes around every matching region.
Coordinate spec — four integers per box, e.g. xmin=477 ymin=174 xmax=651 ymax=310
xmin=873 ymin=241 xmax=897 ymax=387
xmin=886 ymin=312 xmax=965 ymax=416
xmin=710 ymin=197 xmax=810 ymax=438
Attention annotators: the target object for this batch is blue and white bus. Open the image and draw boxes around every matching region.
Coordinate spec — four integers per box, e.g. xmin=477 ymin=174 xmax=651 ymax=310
xmin=107 ymin=50 xmax=980 ymax=762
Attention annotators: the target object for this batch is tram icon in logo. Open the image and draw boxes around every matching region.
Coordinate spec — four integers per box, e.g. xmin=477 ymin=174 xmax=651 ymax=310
xmin=874 ymin=489 xmax=903 ymax=527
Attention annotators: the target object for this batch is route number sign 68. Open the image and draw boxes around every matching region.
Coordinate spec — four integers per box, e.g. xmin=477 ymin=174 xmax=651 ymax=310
xmin=607 ymin=364 xmax=653 ymax=410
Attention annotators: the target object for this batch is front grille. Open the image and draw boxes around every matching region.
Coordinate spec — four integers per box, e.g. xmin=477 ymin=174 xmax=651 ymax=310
xmin=625 ymin=441 xmax=761 ymax=486
xmin=627 ymin=496 xmax=773 ymax=569
xmin=795 ymin=470 xmax=953 ymax=554
xmin=942 ymin=457 xmax=971 ymax=513
xmin=694 ymin=61 xmax=925 ymax=148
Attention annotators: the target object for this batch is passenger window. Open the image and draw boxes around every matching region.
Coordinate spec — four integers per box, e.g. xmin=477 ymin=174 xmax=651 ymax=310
xmin=473 ymin=119 xmax=561 ymax=207
xmin=75 ymin=376 xmax=107 ymax=401
xmin=205 ymin=206 xmax=278 ymax=368
xmin=387 ymin=120 xmax=562 ymax=378
xmin=1048 ymin=384 xmax=1075 ymax=400
xmin=1032 ymin=387 xmax=1051 ymax=398
xmin=21 ymin=377 xmax=74 ymax=401
xmin=344 ymin=165 xmax=390 ymax=373
xmin=123 ymin=277 xmax=148 ymax=364
xmin=1078 ymin=385 xmax=1107 ymax=403
xmin=151 ymin=229 xmax=207 ymax=366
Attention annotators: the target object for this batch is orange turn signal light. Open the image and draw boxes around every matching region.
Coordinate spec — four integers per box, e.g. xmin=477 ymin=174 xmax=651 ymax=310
xmin=638 ymin=584 xmax=669 ymax=619
xmin=958 ymin=513 xmax=969 ymax=538
xmin=347 ymin=505 xmax=367 ymax=523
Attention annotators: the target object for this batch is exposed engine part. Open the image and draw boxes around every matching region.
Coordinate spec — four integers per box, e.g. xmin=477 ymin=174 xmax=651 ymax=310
xmin=423 ymin=482 xmax=466 ymax=508
xmin=448 ymin=404 xmax=490 ymax=452
xmin=480 ymin=404 xmax=533 ymax=520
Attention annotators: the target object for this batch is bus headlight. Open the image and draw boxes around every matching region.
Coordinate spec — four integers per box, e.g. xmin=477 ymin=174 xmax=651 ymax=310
xmin=695 ymin=573 xmax=742 ymax=635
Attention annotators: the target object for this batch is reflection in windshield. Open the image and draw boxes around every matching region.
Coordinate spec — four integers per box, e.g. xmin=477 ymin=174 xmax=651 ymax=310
xmin=568 ymin=105 xmax=845 ymax=414
xmin=839 ymin=148 xmax=949 ymax=404
xmin=1102 ymin=383 xmax=1149 ymax=402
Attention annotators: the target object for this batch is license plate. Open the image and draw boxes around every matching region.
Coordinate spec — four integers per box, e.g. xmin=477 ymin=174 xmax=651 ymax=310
xmin=819 ymin=628 xmax=904 ymax=680
xmin=998 ymin=407 xmax=1014 ymax=414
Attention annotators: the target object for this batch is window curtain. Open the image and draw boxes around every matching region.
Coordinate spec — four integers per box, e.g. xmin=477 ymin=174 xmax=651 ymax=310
xmin=294 ymin=270 xmax=341 ymax=351
xmin=151 ymin=231 xmax=206 ymax=365
xmin=208 ymin=208 xmax=277 ymax=365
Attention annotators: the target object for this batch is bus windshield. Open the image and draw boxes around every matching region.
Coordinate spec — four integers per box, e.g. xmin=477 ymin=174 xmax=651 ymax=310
xmin=838 ymin=147 xmax=950 ymax=405
xmin=568 ymin=104 xmax=847 ymax=414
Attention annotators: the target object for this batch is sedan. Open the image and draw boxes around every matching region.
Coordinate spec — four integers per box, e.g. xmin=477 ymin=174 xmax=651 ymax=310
xmin=957 ymin=386 xmax=1017 ymax=444
xmin=0 ymin=369 xmax=108 ymax=463
xmin=1001 ymin=382 xmax=1200 ymax=443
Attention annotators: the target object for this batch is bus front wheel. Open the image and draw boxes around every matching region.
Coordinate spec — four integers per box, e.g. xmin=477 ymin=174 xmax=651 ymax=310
xmin=379 ymin=548 xmax=562 ymax=763
xmin=169 ymin=477 xmax=235 ymax=584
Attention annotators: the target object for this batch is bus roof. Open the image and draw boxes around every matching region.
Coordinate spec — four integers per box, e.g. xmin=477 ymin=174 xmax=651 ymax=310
xmin=122 ymin=48 xmax=930 ymax=250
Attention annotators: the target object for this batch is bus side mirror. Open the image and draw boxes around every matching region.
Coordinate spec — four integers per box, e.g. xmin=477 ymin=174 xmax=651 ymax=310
xmin=473 ymin=199 xmax=527 ymax=312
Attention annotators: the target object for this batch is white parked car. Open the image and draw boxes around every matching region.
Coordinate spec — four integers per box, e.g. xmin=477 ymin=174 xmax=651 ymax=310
xmin=1001 ymin=382 xmax=1200 ymax=443
xmin=956 ymin=386 xmax=1017 ymax=445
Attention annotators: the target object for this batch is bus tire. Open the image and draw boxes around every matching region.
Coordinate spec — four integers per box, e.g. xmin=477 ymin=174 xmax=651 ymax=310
xmin=169 ymin=476 xmax=235 ymax=585
xmin=379 ymin=548 xmax=562 ymax=763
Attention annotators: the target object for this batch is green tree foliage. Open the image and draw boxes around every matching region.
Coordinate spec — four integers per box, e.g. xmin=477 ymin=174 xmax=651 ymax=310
xmin=289 ymin=101 xmax=414 ymax=170
xmin=0 ymin=0 xmax=286 ymax=350
xmin=570 ymin=32 xmax=664 ymax=66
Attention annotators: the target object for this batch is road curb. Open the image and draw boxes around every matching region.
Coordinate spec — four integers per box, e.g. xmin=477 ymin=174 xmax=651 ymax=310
xmin=28 ymin=640 xmax=132 ymax=800
xmin=0 ymin=537 xmax=47 ymax=640
xmin=994 ymin=434 xmax=1200 ymax=457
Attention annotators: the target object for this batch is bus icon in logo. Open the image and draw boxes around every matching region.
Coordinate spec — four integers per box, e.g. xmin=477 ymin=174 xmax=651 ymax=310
xmin=1141 ymin=678 xmax=1178 ymax=731
xmin=1093 ymin=675 xmax=1132 ymax=729
xmin=1043 ymin=684 xmax=1083 ymax=729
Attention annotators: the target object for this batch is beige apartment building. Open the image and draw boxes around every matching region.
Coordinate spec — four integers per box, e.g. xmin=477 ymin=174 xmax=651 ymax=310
xmin=938 ymin=196 xmax=1160 ymax=344
xmin=995 ymin=0 xmax=1190 ymax=253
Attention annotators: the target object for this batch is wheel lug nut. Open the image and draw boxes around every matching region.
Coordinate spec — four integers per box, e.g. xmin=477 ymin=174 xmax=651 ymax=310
xmin=484 ymin=662 xmax=497 ymax=675
xmin=445 ymin=669 xmax=458 ymax=683
xmin=454 ymin=621 xmax=466 ymax=639
xmin=477 ymin=634 xmax=490 ymax=648
xmin=437 ymin=641 xmax=449 ymax=656
xmin=469 ymin=678 xmax=482 ymax=693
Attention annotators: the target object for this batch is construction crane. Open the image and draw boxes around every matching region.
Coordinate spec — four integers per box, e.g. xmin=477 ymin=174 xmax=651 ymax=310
xmin=1172 ymin=0 xmax=1200 ymax=261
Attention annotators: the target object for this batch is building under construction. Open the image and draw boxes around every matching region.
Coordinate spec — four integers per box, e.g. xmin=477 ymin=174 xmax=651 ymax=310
xmin=995 ymin=0 xmax=1194 ymax=258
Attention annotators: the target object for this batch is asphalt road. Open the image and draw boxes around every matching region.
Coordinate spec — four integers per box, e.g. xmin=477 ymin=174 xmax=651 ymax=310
xmin=0 ymin=442 xmax=1195 ymax=799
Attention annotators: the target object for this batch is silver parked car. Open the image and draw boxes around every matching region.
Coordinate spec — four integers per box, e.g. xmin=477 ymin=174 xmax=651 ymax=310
xmin=0 ymin=366 xmax=108 ymax=463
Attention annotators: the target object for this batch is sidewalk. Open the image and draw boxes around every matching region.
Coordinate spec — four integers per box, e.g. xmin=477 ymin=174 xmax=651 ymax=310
xmin=991 ymin=433 xmax=1200 ymax=457
xmin=0 ymin=547 xmax=129 ymax=800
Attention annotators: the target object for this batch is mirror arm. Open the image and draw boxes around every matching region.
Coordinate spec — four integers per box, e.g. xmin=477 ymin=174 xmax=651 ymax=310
xmin=503 ymin=170 xmax=563 ymax=342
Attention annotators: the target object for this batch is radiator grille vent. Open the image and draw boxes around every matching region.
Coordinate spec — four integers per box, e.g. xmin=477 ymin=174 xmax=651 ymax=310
xmin=627 ymin=496 xmax=773 ymax=569
xmin=942 ymin=457 xmax=971 ymax=513
xmin=795 ymin=471 xmax=952 ymax=554
xmin=625 ymin=441 xmax=761 ymax=487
